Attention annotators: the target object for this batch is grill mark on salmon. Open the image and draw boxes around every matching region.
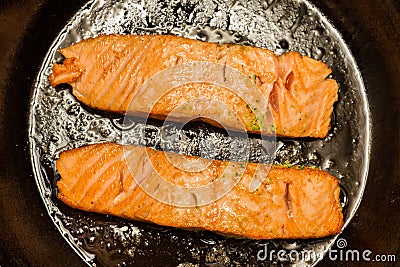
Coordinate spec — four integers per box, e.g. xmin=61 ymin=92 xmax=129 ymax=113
xmin=115 ymin=39 xmax=158 ymax=111
xmin=56 ymin=143 xmax=344 ymax=239
xmin=69 ymin=144 xmax=118 ymax=195
xmin=95 ymin=37 xmax=148 ymax=108
xmin=80 ymin=152 xmax=124 ymax=208
xmin=109 ymin=48 xmax=143 ymax=110
xmin=49 ymin=34 xmax=338 ymax=138
xmin=66 ymin=144 xmax=109 ymax=189
xmin=90 ymin=42 xmax=125 ymax=105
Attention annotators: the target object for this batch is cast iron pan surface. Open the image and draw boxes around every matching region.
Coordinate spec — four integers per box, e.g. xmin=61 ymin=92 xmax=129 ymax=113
xmin=0 ymin=0 xmax=399 ymax=266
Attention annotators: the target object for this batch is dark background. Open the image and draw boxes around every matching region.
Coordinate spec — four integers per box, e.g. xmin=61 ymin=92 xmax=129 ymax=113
xmin=0 ymin=0 xmax=399 ymax=266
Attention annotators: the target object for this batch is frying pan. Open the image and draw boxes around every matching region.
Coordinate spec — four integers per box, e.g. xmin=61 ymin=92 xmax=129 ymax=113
xmin=0 ymin=0 xmax=399 ymax=266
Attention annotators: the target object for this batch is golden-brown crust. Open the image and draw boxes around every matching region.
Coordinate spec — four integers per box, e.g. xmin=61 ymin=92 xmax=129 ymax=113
xmin=48 ymin=34 xmax=338 ymax=138
xmin=49 ymin=57 xmax=85 ymax=87
xmin=56 ymin=143 xmax=344 ymax=239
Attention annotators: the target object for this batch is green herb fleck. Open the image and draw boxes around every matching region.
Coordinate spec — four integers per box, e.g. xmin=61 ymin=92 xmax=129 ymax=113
xmin=237 ymin=215 xmax=247 ymax=227
xmin=250 ymin=124 xmax=259 ymax=131
xmin=284 ymin=161 xmax=293 ymax=168
xmin=247 ymin=74 xmax=257 ymax=84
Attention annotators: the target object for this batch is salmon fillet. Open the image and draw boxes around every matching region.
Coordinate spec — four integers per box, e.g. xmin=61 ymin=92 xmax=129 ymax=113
xmin=49 ymin=34 xmax=338 ymax=138
xmin=56 ymin=143 xmax=343 ymax=239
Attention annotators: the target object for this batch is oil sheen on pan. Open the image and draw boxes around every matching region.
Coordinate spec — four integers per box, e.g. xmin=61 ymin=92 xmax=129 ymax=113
xmin=28 ymin=0 xmax=370 ymax=266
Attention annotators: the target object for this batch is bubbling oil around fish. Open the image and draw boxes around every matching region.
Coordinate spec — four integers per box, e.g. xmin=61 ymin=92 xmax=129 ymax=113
xmin=29 ymin=0 xmax=369 ymax=266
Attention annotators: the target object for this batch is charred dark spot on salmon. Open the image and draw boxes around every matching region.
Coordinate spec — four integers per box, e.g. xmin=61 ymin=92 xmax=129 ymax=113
xmin=269 ymin=83 xmax=280 ymax=113
xmin=284 ymin=182 xmax=293 ymax=219
xmin=192 ymin=193 xmax=199 ymax=208
xmin=222 ymin=62 xmax=227 ymax=83
xmin=175 ymin=56 xmax=183 ymax=65
xmin=285 ymin=71 xmax=295 ymax=90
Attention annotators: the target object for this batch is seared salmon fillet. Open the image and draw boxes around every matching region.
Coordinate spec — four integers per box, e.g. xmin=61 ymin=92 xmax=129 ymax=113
xmin=56 ymin=143 xmax=343 ymax=239
xmin=49 ymin=34 xmax=338 ymax=138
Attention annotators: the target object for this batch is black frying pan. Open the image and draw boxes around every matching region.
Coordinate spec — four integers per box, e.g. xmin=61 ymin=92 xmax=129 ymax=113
xmin=0 ymin=0 xmax=399 ymax=266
